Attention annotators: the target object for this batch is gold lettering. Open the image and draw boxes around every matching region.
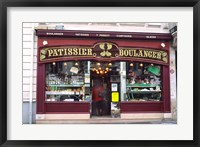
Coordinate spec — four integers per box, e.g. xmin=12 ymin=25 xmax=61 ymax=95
xmin=84 ymin=49 xmax=88 ymax=55
xmin=57 ymin=49 xmax=64 ymax=56
xmin=119 ymin=49 xmax=123 ymax=56
xmin=46 ymin=46 xmax=166 ymax=62
xmin=133 ymin=50 xmax=138 ymax=56
xmin=157 ymin=52 xmax=162 ymax=59
xmin=78 ymin=48 xmax=82 ymax=55
xmin=129 ymin=50 xmax=133 ymax=56
xmin=143 ymin=50 xmax=148 ymax=57
xmin=139 ymin=50 xmax=144 ymax=57
xmin=153 ymin=52 xmax=157 ymax=58
xmin=53 ymin=49 xmax=58 ymax=56
xmin=148 ymin=51 xmax=152 ymax=58
xmin=88 ymin=48 xmax=92 ymax=55
xmin=68 ymin=48 xmax=72 ymax=55
xmin=81 ymin=49 xmax=86 ymax=55
xmin=124 ymin=50 xmax=129 ymax=56
xmin=48 ymin=49 xmax=53 ymax=57
xmin=73 ymin=48 xmax=78 ymax=55
xmin=64 ymin=48 xmax=68 ymax=55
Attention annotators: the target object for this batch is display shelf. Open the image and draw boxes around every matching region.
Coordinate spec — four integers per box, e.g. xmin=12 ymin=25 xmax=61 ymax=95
xmin=84 ymin=84 xmax=90 ymax=87
xmin=121 ymin=101 xmax=163 ymax=103
xmin=127 ymin=90 xmax=161 ymax=94
xmin=47 ymin=84 xmax=84 ymax=87
xmin=44 ymin=101 xmax=90 ymax=103
xmin=126 ymin=83 xmax=157 ymax=88
xmin=46 ymin=91 xmax=83 ymax=95
xmin=127 ymin=99 xmax=161 ymax=102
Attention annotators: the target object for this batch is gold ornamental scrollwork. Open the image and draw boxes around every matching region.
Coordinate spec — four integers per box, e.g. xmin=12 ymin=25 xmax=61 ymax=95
xmin=40 ymin=48 xmax=48 ymax=60
xmin=100 ymin=51 xmax=106 ymax=57
xmin=105 ymin=51 xmax=112 ymax=56
xmin=161 ymin=51 xmax=168 ymax=63
xmin=93 ymin=53 xmax=97 ymax=57
xmin=99 ymin=43 xmax=112 ymax=57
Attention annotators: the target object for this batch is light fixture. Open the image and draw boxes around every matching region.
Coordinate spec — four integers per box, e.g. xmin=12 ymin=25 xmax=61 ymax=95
xmin=98 ymin=67 xmax=102 ymax=70
xmin=63 ymin=62 xmax=67 ymax=66
xmin=130 ymin=63 xmax=133 ymax=66
xmin=106 ymin=67 xmax=109 ymax=71
xmin=52 ymin=62 xmax=56 ymax=66
xmin=43 ymin=40 xmax=48 ymax=45
xmin=140 ymin=63 xmax=143 ymax=67
xmin=75 ymin=62 xmax=79 ymax=66
xmin=151 ymin=64 xmax=154 ymax=66
xmin=109 ymin=68 xmax=112 ymax=71
xmin=108 ymin=63 xmax=112 ymax=66
xmin=96 ymin=71 xmax=99 ymax=74
xmin=97 ymin=62 xmax=101 ymax=66
xmin=100 ymin=70 xmax=103 ymax=74
xmin=161 ymin=43 xmax=165 ymax=48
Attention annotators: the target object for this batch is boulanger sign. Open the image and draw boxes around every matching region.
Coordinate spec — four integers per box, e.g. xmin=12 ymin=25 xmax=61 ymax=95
xmin=39 ymin=42 xmax=168 ymax=64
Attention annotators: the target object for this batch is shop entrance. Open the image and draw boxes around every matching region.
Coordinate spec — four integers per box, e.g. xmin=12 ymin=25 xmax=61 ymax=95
xmin=90 ymin=62 xmax=120 ymax=117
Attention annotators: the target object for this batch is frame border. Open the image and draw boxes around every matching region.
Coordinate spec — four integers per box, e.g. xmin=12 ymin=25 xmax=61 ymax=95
xmin=0 ymin=0 xmax=199 ymax=147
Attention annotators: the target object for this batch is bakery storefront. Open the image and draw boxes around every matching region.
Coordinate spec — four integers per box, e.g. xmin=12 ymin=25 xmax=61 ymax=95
xmin=36 ymin=29 xmax=171 ymax=122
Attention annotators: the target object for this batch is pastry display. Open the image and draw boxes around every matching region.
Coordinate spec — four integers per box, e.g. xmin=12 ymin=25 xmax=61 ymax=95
xmin=126 ymin=62 xmax=162 ymax=102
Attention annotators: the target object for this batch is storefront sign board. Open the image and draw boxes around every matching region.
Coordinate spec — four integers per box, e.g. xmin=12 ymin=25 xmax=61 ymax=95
xmin=39 ymin=42 xmax=168 ymax=65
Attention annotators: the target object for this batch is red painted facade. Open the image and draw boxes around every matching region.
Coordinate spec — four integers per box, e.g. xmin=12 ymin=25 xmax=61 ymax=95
xmin=36 ymin=29 xmax=171 ymax=115
xmin=120 ymin=102 xmax=163 ymax=113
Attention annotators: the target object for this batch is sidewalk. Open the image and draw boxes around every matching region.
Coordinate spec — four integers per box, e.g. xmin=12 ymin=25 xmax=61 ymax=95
xmin=36 ymin=116 xmax=177 ymax=124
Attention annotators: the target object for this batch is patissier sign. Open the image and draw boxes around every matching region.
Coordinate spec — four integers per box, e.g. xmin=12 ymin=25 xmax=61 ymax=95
xmin=39 ymin=42 xmax=168 ymax=64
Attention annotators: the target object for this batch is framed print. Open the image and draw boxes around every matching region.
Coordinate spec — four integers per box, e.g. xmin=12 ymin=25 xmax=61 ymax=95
xmin=0 ymin=0 xmax=199 ymax=147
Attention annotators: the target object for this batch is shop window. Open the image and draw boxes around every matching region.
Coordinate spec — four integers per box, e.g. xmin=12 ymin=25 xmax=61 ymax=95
xmin=125 ymin=62 xmax=162 ymax=102
xmin=90 ymin=62 xmax=120 ymax=76
xmin=45 ymin=61 xmax=90 ymax=102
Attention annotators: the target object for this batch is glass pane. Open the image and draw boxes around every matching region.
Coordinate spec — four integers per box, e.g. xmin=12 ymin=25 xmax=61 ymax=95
xmin=45 ymin=61 xmax=91 ymax=102
xmin=125 ymin=62 xmax=162 ymax=102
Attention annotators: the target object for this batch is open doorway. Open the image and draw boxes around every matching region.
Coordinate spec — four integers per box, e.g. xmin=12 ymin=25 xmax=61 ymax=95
xmin=90 ymin=62 xmax=120 ymax=117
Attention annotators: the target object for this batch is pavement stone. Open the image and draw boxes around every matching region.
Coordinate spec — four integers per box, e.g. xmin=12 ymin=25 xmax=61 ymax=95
xmin=36 ymin=117 xmax=177 ymax=124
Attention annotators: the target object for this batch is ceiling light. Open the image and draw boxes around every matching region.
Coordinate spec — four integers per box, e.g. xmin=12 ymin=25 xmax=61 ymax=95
xmin=63 ymin=62 xmax=67 ymax=66
xmin=75 ymin=62 xmax=79 ymax=66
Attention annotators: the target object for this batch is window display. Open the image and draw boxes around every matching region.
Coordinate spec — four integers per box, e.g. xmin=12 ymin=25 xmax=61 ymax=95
xmin=125 ymin=62 xmax=162 ymax=102
xmin=45 ymin=61 xmax=91 ymax=102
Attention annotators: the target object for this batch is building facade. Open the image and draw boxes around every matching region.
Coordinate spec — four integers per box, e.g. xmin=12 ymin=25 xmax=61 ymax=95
xmin=22 ymin=23 xmax=177 ymax=124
